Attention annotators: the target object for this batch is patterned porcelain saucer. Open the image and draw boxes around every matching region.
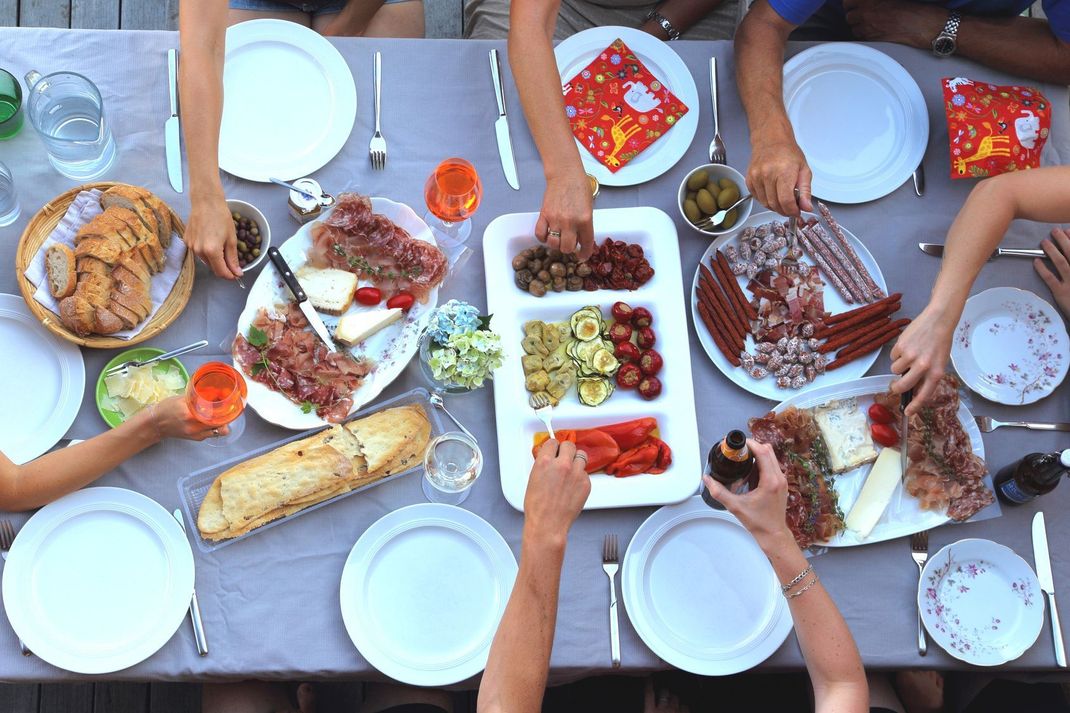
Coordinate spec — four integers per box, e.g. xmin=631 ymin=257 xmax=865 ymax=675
xmin=918 ymin=538 xmax=1044 ymax=666
xmin=951 ymin=287 xmax=1069 ymax=405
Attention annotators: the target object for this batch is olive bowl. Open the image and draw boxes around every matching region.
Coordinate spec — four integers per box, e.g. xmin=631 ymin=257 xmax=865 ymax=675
xmin=676 ymin=164 xmax=752 ymax=238
xmin=226 ymin=199 xmax=272 ymax=273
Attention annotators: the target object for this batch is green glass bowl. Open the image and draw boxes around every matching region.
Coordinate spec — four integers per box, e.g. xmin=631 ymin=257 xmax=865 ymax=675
xmin=96 ymin=347 xmax=190 ymax=428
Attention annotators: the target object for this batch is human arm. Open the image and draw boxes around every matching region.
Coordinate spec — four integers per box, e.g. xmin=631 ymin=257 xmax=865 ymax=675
xmin=639 ymin=0 xmax=728 ymax=39
xmin=477 ymin=439 xmax=591 ymax=713
xmin=734 ymin=0 xmax=813 ymax=216
xmin=704 ymin=441 xmax=868 ymax=713
xmin=0 ymin=397 xmax=219 ymax=511
xmin=842 ymin=0 xmax=1070 ymax=84
xmin=178 ymin=0 xmax=243 ymax=280
xmin=890 ymin=167 xmax=1070 ymax=409
xmin=508 ymin=0 xmax=594 ymax=260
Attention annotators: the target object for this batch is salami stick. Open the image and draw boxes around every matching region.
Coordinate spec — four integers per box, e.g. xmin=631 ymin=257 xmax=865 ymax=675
xmin=818 ymin=201 xmax=883 ymax=300
xmin=818 ymin=316 xmax=892 ymax=353
xmin=698 ymin=274 xmax=746 ymax=347
xmin=826 ymin=328 xmax=905 ymax=371
xmin=715 ymin=251 xmax=759 ymax=321
xmin=699 ymin=264 xmax=748 ymax=338
xmin=798 ymin=228 xmax=858 ymax=303
xmin=836 ymin=318 xmax=911 ymax=360
xmin=697 ymin=300 xmax=741 ymax=366
xmin=816 ymin=301 xmax=900 ymax=340
xmin=825 ymin=293 xmax=902 ymax=325
xmin=810 ymin=224 xmax=871 ymax=300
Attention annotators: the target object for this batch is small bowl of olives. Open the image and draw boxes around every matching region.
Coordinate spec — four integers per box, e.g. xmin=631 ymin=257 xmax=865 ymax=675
xmin=677 ymin=164 xmax=752 ymax=237
xmin=226 ymin=199 xmax=271 ymax=272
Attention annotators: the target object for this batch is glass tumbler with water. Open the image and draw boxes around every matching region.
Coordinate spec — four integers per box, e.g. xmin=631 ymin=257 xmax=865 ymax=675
xmin=0 ymin=162 xmax=20 ymax=227
xmin=24 ymin=70 xmax=116 ymax=180
xmin=423 ymin=432 xmax=482 ymax=505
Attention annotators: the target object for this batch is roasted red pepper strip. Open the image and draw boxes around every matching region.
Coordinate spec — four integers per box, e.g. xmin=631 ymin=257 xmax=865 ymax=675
xmin=649 ymin=437 xmax=673 ymax=474
xmin=606 ymin=441 xmax=660 ymax=477
xmin=595 ymin=418 xmax=658 ymax=451
xmin=531 ymin=428 xmax=620 ymax=473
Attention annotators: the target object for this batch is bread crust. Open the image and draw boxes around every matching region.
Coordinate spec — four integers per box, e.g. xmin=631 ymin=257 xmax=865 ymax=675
xmin=46 ymin=244 xmax=77 ymax=299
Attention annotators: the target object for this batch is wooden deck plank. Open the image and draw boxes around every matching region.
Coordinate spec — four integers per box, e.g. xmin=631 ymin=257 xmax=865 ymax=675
xmin=39 ymin=683 xmax=93 ymax=713
xmin=0 ymin=0 xmax=16 ymax=26
xmin=93 ymin=682 xmax=148 ymax=713
xmin=0 ymin=683 xmax=39 ymax=713
xmin=119 ymin=0 xmax=178 ymax=30
xmin=71 ymin=0 xmax=120 ymax=29
xmin=149 ymin=682 xmax=201 ymax=713
xmin=19 ymin=0 xmax=70 ymax=27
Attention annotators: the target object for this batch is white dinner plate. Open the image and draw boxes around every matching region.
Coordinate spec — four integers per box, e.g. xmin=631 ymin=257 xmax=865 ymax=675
xmin=220 ymin=19 xmax=357 ymax=181
xmin=235 ymin=197 xmax=438 ymax=430
xmin=783 ymin=44 xmax=928 ymax=204
xmin=555 ymin=26 xmax=699 ymax=187
xmin=692 ymin=211 xmax=887 ymax=401
xmin=919 ymin=538 xmax=1044 ymax=666
xmin=951 ymin=287 xmax=1069 ymax=406
xmin=622 ymin=497 xmax=793 ymax=675
xmin=2 ymin=487 xmax=195 ymax=674
xmin=339 ymin=504 xmax=517 ymax=686
xmin=0 ymin=293 xmax=85 ymax=464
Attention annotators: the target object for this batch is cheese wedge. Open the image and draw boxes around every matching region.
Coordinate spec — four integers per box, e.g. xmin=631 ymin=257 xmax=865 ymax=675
xmin=844 ymin=447 xmax=902 ymax=539
xmin=813 ymin=398 xmax=878 ymax=473
xmin=335 ymin=308 xmax=403 ymax=347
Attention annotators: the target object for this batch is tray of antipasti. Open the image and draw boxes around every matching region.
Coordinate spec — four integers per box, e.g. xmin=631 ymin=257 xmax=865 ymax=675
xmin=232 ymin=193 xmax=449 ymax=430
xmin=749 ymin=374 xmax=997 ymax=549
xmin=483 ymin=207 xmax=701 ymax=511
xmin=178 ymin=388 xmax=446 ymax=552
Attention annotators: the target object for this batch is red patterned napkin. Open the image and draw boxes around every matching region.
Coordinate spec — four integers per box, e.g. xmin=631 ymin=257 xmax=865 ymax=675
xmin=942 ymin=77 xmax=1050 ymax=179
xmin=562 ymin=38 xmax=689 ymax=173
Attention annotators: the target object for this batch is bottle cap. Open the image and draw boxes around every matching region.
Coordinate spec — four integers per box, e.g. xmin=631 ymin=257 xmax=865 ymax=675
xmin=1060 ymin=449 xmax=1070 ymax=468
xmin=726 ymin=430 xmax=746 ymax=450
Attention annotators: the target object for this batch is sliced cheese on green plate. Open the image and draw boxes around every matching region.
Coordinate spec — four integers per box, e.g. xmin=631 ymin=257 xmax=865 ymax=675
xmin=844 ymin=447 xmax=902 ymax=539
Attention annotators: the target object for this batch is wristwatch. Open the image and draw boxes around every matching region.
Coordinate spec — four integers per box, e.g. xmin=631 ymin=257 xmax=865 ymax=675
xmin=932 ymin=10 xmax=961 ymax=58
xmin=645 ymin=7 xmax=681 ymax=41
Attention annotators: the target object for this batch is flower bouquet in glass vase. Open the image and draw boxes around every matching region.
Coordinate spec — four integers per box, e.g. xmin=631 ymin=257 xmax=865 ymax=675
xmin=419 ymin=300 xmax=504 ymax=394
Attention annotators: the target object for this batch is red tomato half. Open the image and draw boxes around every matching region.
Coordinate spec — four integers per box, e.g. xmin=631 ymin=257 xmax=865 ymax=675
xmin=355 ymin=287 xmax=382 ymax=306
xmin=868 ymin=403 xmax=896 ymax=424
xmin=871 ymin=423 xmax=899 ymax=448
xmin=386 ymin=292 xmax=415 ymax=311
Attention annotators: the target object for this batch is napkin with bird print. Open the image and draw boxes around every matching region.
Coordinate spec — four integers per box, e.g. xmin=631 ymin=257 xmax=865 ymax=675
xmin=562 ymin=38 xmax=689 ymax=173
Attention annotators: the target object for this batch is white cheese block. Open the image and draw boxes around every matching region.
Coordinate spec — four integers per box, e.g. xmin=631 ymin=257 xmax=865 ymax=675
xmin=844 ymin=447 xmax=902 ymax=539
xmin=295 ymin=266 xmax=358 ymax=316
xmin=813 ymin=398 xmax=878 ymax=473
xmin=335 ymin=308 xmax=403 ymax=347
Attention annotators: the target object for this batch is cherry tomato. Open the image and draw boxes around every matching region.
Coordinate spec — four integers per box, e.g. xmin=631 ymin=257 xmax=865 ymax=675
xmin=614 ymin=341 xmax=641 ymax=363
xmin=610 ymin=301 xmax=633 ymax=322
xmin=639 ymin=349 xmax=663 ymax=376
xmin=868 ymin=403 xmax=896 ymax=424
xmin=355 ymin=287 xmax=382 ymax=306
xmin=616 ymin=362 xmax=642 ymax=389
xmin=386 ymin=292 xmax=415 ymax=311
xmin=608 ymin=322 xmax=633 ymax=343
xmin=638 ymin=375 xmax=662 ymax=400
xmin=631 ymin=306 xmax=653 ymax=328
xmin=637 ymin=326 xmax=656 ymax=350
xmin=871 ymin=423 xmax=899 ymax=448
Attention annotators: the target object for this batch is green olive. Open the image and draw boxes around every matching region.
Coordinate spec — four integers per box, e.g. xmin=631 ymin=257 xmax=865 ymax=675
xmin=683 ymin=199 xmax=702 ymax=224
xmin=695 ymin=188 xmax=718 ymax=215
xmin=720 ymin=208 xmax=739 ymax=230
xmin=686 ymin=170 xmax=710 ymax=191
xmin=718 ymin=178 xmax=738 ymax=192
xmin=717 ymin=185 xmax=741 ymax=210
xmin=686 ymin=191 xmax=697 ymax=203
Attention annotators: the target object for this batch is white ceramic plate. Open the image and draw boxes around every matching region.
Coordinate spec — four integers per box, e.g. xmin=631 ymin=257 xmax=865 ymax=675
xmin=773 ymin=374 xmax=987 ymax=547
xmin=951 ymin=287 xmax=1069 ymax=406
xmin=235 ymin=197 xmax=438 ymax=430
xmin=220 ymin=19 xmax=357 ymax=182
xmin=2 ymin=487 xmax=194 ymax=674
xmin=483 ymin=207 xmax=702 ymax=511
xmin=339 ymin=504 xmax=517 ymax=686
xmin=692 ymin=211 xmax=887 ymax=401
xmin=783 ymin=44 xmax=928 ymax=204
xmin=555 ymin=26 xmax=699 ymax=187
xmin=622 ymin=497 xmax=793 ymax=675
xmin=0 ymin=293 xmax=85 ymax=464
xmin=919 ymin=538 xmax=1044 ymax=666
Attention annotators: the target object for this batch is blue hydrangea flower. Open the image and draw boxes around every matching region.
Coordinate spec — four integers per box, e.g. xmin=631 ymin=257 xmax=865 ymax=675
xmin=426 ymin=299 xmax=482 ymax=345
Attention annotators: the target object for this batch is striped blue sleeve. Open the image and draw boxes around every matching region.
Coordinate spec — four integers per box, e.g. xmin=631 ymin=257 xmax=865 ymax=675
xmin=767 ymin=0 xmax=829 ymax=26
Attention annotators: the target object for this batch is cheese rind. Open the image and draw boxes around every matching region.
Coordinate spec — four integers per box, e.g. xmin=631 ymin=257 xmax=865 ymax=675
xmin=813 ymin=398 xmax=878 ymax=473
xmin=844 ymin=447 xmax=902 ymax=538
xmin=335 ymin=308 xmax=403 ymax=347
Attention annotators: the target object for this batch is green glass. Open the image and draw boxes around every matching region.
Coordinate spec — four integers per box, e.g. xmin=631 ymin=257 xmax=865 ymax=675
xmin=0 ymin=69 xmax=23 ymax=140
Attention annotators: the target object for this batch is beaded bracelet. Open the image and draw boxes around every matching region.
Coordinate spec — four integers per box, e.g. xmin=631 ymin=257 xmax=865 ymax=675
xmin=787 ymin=575 xmax=820 ymax=599
xmin=780 ymin=563 xmax=813 ymax=593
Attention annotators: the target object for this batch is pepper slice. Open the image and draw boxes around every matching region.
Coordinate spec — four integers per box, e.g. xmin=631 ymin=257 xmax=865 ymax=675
xmin=531 ymin=428 xmax=620 ymax=473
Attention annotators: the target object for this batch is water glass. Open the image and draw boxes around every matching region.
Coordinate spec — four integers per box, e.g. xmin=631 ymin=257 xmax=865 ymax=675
xmin=0 ymin=162 xmax=20 ymax=228
xmin=0 ymin=69 xmax=23 ymax=140
xmin=24 ymin=70 xmax=116 ymax=180
xmin=422 ymin=432 xmax=482 ymax=505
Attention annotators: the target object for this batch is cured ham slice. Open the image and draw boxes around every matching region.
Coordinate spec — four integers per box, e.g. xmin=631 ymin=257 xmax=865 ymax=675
xmin=308 ymin=193 xmax=447 ymax=303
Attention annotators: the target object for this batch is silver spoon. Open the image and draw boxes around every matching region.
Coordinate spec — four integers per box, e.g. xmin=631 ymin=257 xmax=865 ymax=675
xmin=428 ymin=393 xmax=476 ymax=443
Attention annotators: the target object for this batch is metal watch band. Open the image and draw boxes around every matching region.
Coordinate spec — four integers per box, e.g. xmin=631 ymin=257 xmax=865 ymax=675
xmin=932 ymin=9 xmax=961 ymax=57
xmin=646 ymin=8 xmax=681 ymax=41
xmin=943 ymin=10 xmax=962 ymax=39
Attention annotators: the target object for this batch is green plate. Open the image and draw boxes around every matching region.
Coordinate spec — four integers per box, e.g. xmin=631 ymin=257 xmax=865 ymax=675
xmin=96 ymin=348 xmax=190 ymax=428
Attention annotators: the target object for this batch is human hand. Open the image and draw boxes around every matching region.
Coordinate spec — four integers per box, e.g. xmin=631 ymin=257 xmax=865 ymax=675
xmin=186 ymin=194 xmax=242 ymax=280
xmin=745 ymin=136 xmax=812 ymax=217
xmin=145 ymin=396 xmax=227 ymax=442
xmin=523 ymin=439 xmax=592 ymax=549
xmin=535 ymin=170 xmax=595 ymax=261
xmin=889 ymin=304 xmax=956 ymax=413
xmin=702 ymin=439 xmax=792 ymax=552
xmin=1035 ymin=228 xmax=1070 ymax=317
xmin=842 ymin=0 xmax=945 ymax=46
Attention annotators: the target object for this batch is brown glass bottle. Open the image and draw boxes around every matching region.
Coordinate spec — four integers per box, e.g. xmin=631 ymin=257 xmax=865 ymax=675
xmin=994 ymin=449 xmax=1070 ymax=505
xmin=701 ymin=430 xmax=757 ymax=510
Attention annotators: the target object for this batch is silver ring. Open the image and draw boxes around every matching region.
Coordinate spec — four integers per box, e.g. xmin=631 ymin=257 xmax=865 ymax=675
xmin=574 ymin=451 xmax=588 ymax=463
xmin=211 ymin=428 xmax=221 ymax=437
xmin=547 ymin=229 xmax=562 ymax=239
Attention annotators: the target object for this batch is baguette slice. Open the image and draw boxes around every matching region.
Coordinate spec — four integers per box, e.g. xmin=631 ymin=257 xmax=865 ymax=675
xmin=139 ymin=191 xmax=173 ymax=248
xmin=100 ymin=187 xmax=161 ymax=247
xmin=295 ymin=266 xmax=358 ymax=316
xmin=46 ymin=244 xmax=77 ymax=299
xmin=74 ymin=236 xmax=122 ymax=265
xmin=76 ymin=256 xmax=111 ymax=278
xmin=118 ymin=254 xmax=151 ymax=284
xmin=74 ymin=272 xmax=114 ymax=308
xmin=59 ymin=295 xmax=96 ymax=336
xmin=111 ymin=282 xmax=151 ymax=320
xmin=93 ymin=307 xmax=124 ymax=334
xmin=107 ymin=300 xmax=141 ymax=330
xmin=112 ymin=265 xmax=146 ymax=293
xmin=108 ymin=206 xmax=155 ymax=248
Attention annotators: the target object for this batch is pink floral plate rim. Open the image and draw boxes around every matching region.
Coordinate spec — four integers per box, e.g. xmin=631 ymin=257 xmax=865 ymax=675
xmin=951 ymin=286 xmax=1069 ymax=406
xmin=917 ymin=538 xmax=1044 ymax=666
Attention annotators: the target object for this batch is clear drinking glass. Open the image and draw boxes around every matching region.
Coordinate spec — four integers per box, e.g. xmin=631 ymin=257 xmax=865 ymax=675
xmin=24 ymin=70 xmax=116 ymax=180
xmin=0 ymin=69 xmax=23 ymax=140
xmin=0 ymin=162 xmax=20 ymax=228
xmin=422 ymin=432 xmax=482 ymax=505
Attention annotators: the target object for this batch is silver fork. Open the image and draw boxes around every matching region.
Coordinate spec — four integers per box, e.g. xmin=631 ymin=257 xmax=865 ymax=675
xmin=369 ymin=51 xmax=387 ymax=170
xmin=104 ymin=339 xmax=209 ymax=377
xmin=602 ymin=534 xmax=621 ymax=668
xmin=708 ymin=57 xmax=726 ymax=165
xmin=0 ymin=520 xmax=31 ymax=657
xmin=975 ymin=415 xmax=1070 ymax=433
xmin=695 ymin=194 xmax=752 ymax=232
xmin=528 ymin=392 xmax=555 ymax=439
xmin=911 ymin=530 xmax=929 ymax=656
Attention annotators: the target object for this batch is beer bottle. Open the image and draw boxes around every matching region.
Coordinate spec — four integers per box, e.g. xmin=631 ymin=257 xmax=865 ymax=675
xmin=994 ymin=449 xmax=1070 ymax=505
xmin=701 ymin=430 xmax=756 ymax=510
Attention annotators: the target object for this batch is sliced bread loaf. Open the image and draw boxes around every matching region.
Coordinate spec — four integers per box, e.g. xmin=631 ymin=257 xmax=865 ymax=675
xmin=46 ymin=244 xmax=77 ymax=299
xmin=295 ymin=266 xmax=358 ymax=316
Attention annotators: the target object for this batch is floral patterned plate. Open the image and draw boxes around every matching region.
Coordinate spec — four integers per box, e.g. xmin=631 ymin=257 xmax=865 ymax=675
xmin=951 ymin=287 xmax=1069 ymax=405
xmin=919 ymin=538 xmax=1044 ymax=666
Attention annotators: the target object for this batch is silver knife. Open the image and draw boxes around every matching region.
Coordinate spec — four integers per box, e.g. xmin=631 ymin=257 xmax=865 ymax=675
xmin=165 ymin=49 xmax=183 ymax=194
xmin=489 ymin=49 xmax=520 ymax=190
xmin=1033 ymin=511 xmax=1066 ymax=667
xmin=918 ymin=243 xmax=1046 ymax=260
xmin=173 ymin=509 xmax=208 ymax=656
xmin=912 ymin=163 xmax=925 ymax=197
xmin=267 ymin=247 xmax=336 ymax=352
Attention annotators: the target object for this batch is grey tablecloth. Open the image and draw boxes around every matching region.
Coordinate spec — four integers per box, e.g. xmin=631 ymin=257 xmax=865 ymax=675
xmin=0 ymin=28 xmax=1068 ymax=683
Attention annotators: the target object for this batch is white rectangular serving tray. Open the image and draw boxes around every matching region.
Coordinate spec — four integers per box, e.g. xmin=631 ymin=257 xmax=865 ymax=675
xmin=483 ymin=207 xmax=701 ymax=511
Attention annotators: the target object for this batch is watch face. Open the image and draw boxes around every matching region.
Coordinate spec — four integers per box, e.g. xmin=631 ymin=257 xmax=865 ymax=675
xmin=933 ymin=36 xmax=956 ymax=56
